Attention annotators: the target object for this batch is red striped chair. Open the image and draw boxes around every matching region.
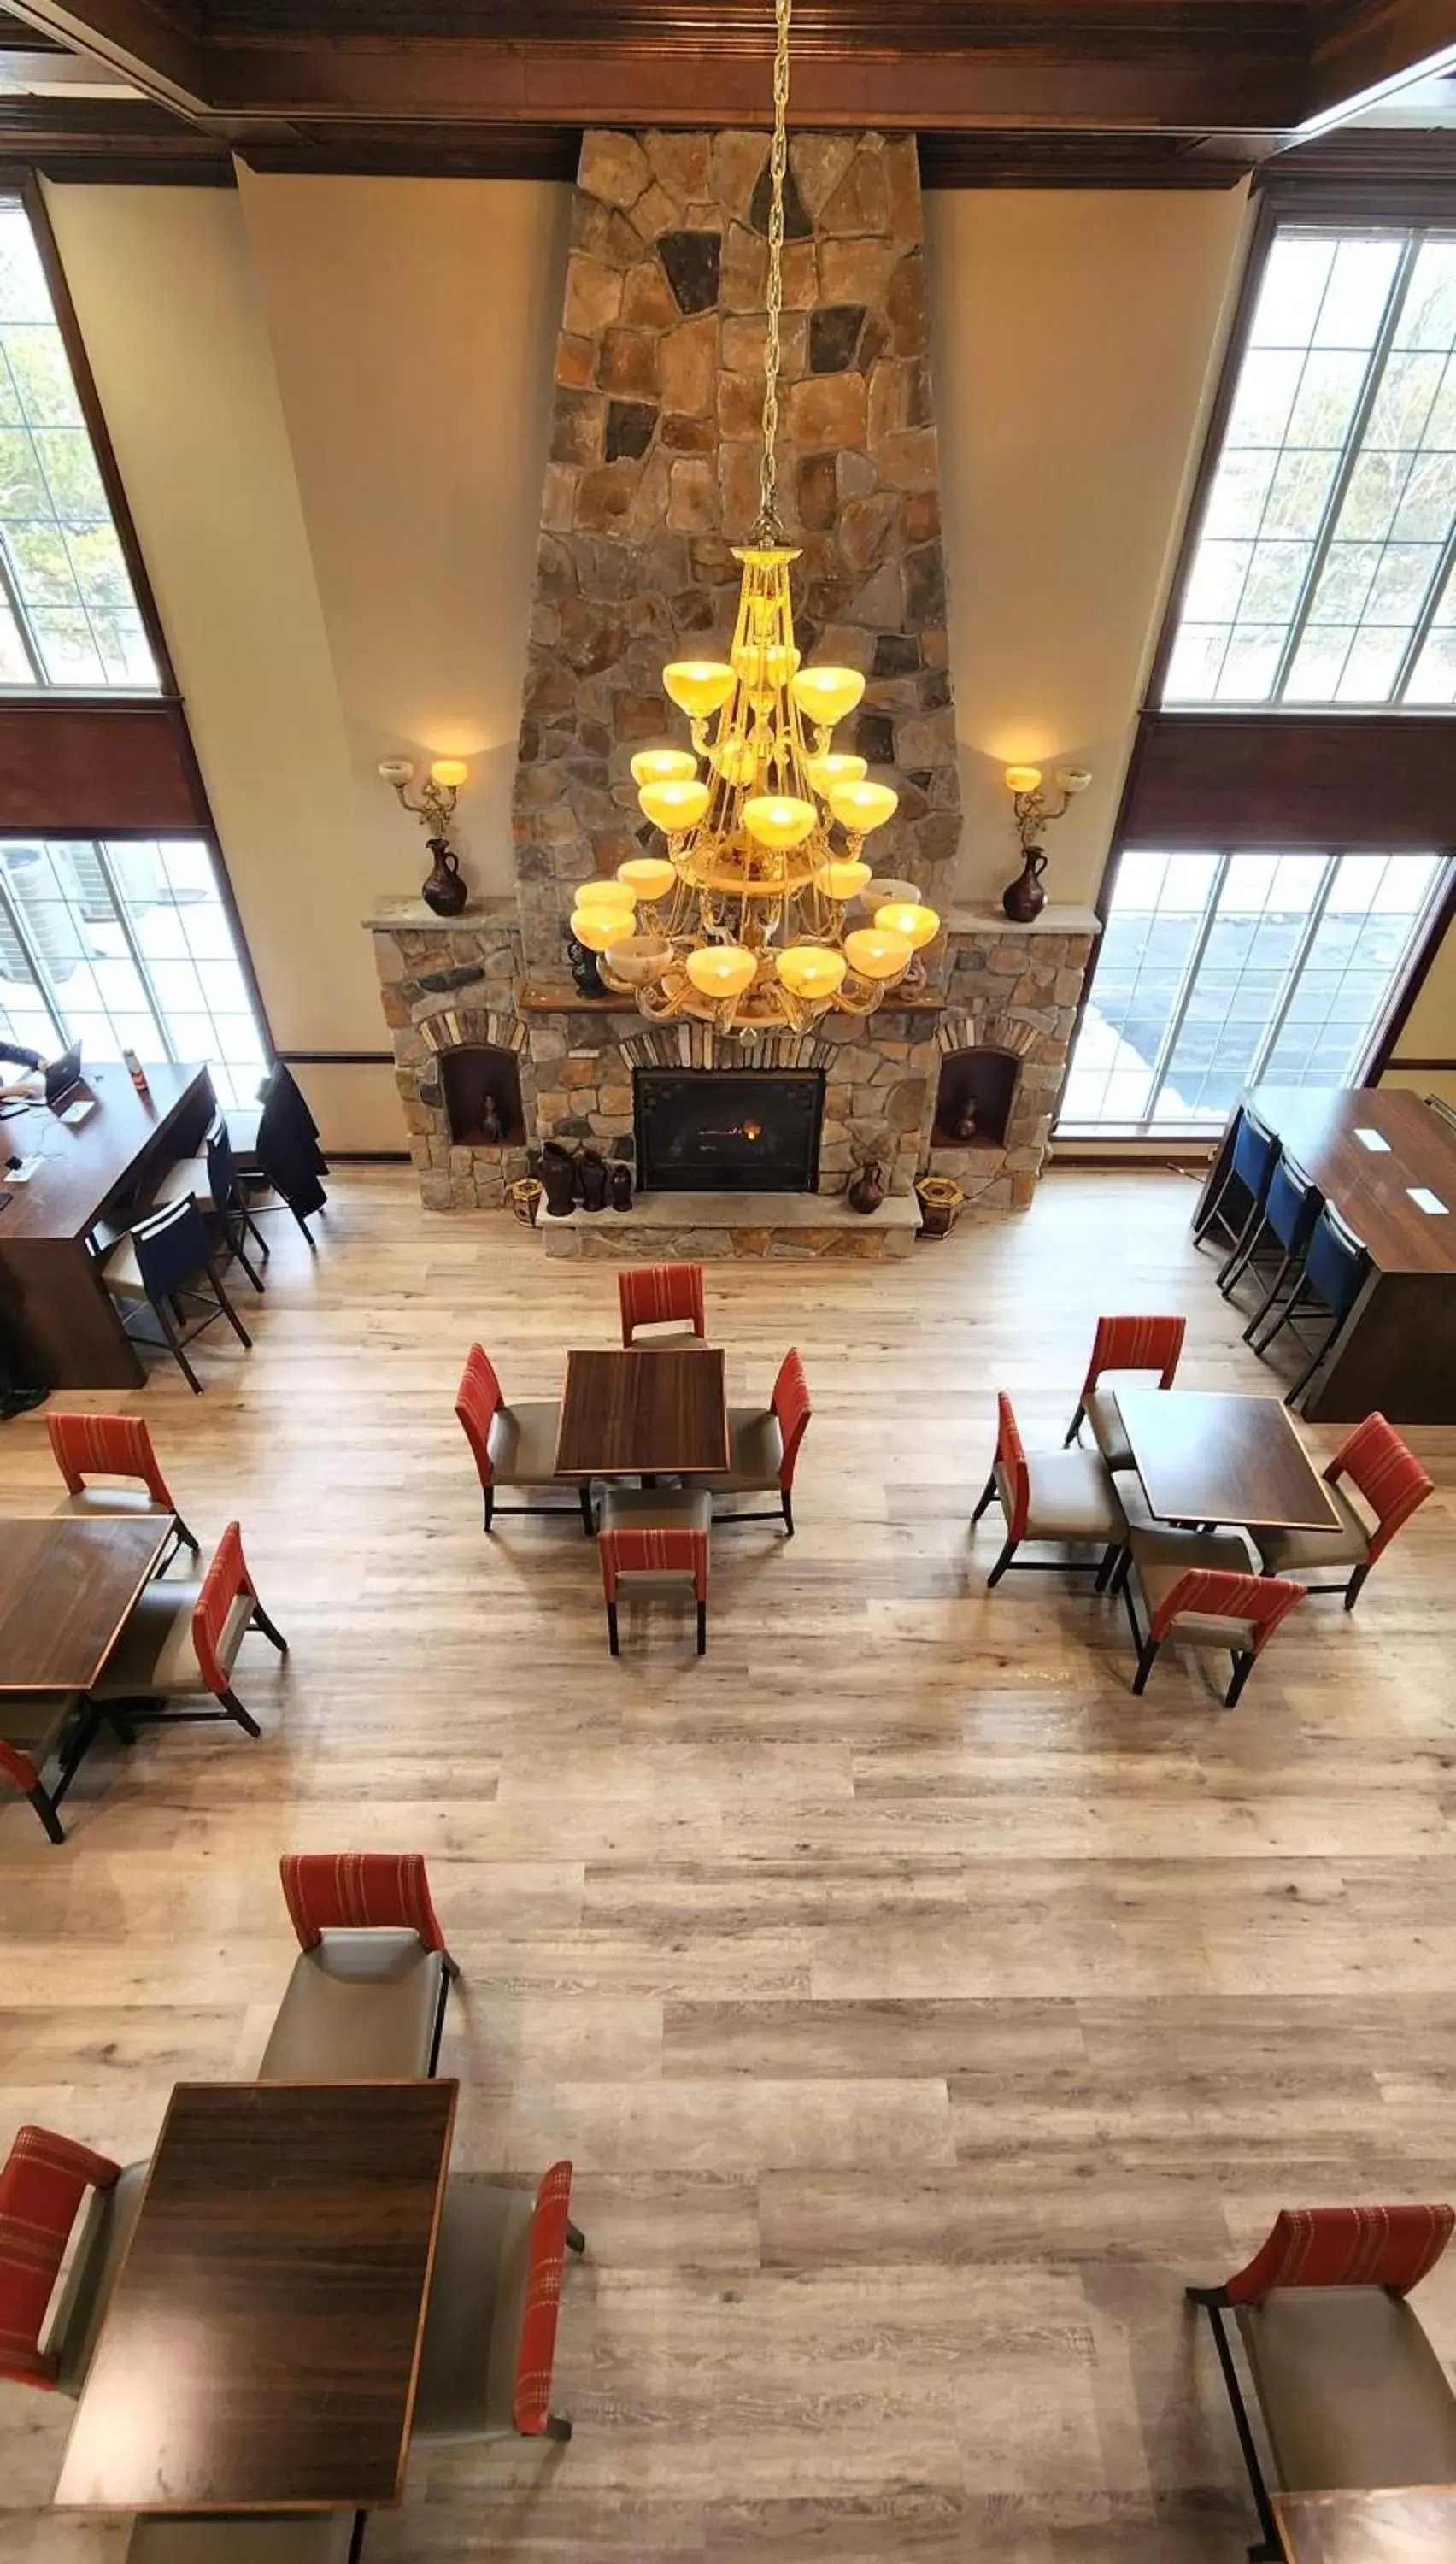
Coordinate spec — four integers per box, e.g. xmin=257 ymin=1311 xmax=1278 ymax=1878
xmin=972 ymin=1389 xmax=1127 ymax=1589
xmin=48 ymin=1411 xmax=198 ymax=1557
xmin=1188 ymin=2205 xmax=1456 ymax=2559
xmin=0 ymin=1695 xmax=107 ymax=1844
xmin=619 ymin=1261 xmax=707 ymax=1347
xmin=706 ymin=1347 xmax=812 ymax=1534
xmin=1123 ymin=1528 xmax=1306 ymax=1705
xmin=0 ymin=2124 xmax=146 ymax=2396
xmin=455 ymin=1344 xmax=584 ymax=1534
xmin=599 ymin=1488 xmax=710 ymax=1655
xmin=91 ymin=1521 xmax=287 ymax=1738
xmin=1253 ymin=1411 xmax=1434 ymax=1609
xmin=1063 ymin=1313 xmax=1186 ymax=1470
xmin=414 ymin=2160 xmax=584 ymax=2444
xmin=261 ymin=1852 xmax=460 ymax=2080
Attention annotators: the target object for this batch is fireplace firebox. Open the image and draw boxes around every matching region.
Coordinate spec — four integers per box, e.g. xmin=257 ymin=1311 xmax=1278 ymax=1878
xmin=634 ymin=1069 xmax=825 ymax=1193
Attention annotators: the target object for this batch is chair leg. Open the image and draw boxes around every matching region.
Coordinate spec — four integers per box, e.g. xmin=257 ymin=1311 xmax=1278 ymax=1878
xmin=971 ymin=1470 xmax=998 ymax=1526
xmin=606 ymin=1599 xmax=619 ymax=1657
xmin=290 ymin=1203 xmax=319 ymax=1251
xmin=1225 ymin=1651 xmax=1255 ymax=1708
xmin=1242 ymin=1248 xmax=1299 ymax=1342
xmin=579 ymin=1483 xmax=595 ymax=1538
xmin=696 ymin=1599 xmax=707 ymax=1655
xmin=243 ymin=1207 xmax=272 ymax=1263
xmin=1250 ymin=1281 xmax=1307 ymax=1361
xmin=1217 ymin=1203 xmax=1265 ymax=1294
xmin=233 ymin=1238 xmax=266 ymax=1294
xmin=103 ymin=1708 xmax=138 ymax=1747
xmin=250 ymin=1599 xmax=288 ymax=1654
xmin=173 ymin=1512 xmax=202 ymax=1554
xmin=986 ymin=1538 xmax=1017 ymax=1588
xmin=1131 ymin=1637 xmax=1161 ymax=1695
xmin=1343 ymin=1563 xmax=1370 ymax=1612
xmin=156 ymin=1298 xmax=204 ymax=1396
xmin=216 ymin=1685 xmax=262 ymax=1738
xmin=210 ymin=1267 xmax=253 ymax=1350
xmin=781 ymin=1488 xmax=794 ymax=1537
xmin=26 ymin=1781 xmax=64 ymax=1844
xmin=1062 ymin=1401 xmax=1087 ymax=1449
xmin=543 ymin=2414 xmax=572 ymax=2443
xmin=1192 ymin=1163 xmax=1235 ymax=1244
xmin=1095 ymin=1541 xmax=1121 ymax=1593
xmin=566 ymin=2220 xmax=586 ymax=2255
xmin=1286 ymin=1318 xmax=1338 ymax=1408
xmin=484 ymin=1485 xmax=495 ymax=1532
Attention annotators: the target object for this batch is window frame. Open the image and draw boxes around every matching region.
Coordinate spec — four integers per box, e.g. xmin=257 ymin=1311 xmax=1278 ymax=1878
xmin=1149 ymin=191 xmax=1456 ymax=719
xmin=0 ymin=173 xmax=176 ymax=701
xmin=1055 ymin=842 xmax=1454 ymax=1138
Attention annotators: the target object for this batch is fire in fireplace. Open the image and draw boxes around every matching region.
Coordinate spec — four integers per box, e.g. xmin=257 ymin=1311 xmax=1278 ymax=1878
xmin=634 ymin=1069 xmax=825 ymax=1193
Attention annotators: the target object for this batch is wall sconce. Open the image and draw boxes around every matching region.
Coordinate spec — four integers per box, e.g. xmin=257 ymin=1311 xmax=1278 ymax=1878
xmin=1001 ymin=762 xmax=1092 ymax=922
xmin=379 ymin=755 xmax=470 ymax=917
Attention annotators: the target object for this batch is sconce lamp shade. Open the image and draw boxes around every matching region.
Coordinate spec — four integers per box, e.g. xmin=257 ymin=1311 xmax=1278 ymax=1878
xmin=776 ymin=944 xmax=847 ymax=1001
xmin=631 ymin=748 xmax=699 ymax=788
xmin=639 ymin=778 xmax=711 ymax=834
xmin=791 ymin=666 xmax=866 ymax=728
xmin=743 ymin=795 xmax=817 ymax=852
xmin=617 ymin=856 xmax=678 ymax=903
xmin=820 ymin=859 xmax=872 ymax=902
xmin=377 ymin=757 xmax=414 ymax=785
xmin=874 ymin=901 xmax=940 ymax=950
xmin=685 ymin=943 xmax=757 ymax=998
xmin=663 ymin=661 xmax=736 ymax=719
xmin=1054 ymin=766 xmax=1093 ymax=794
xmin=827 ymin=779 xmax=898 ymax=836
xmin=1005 ymin=765 xmax=1042 ymax=795
xmin=843 ymin=926 xmax=914 ymax=981
xmin=430 ymin=759 xmax=468 ymax=788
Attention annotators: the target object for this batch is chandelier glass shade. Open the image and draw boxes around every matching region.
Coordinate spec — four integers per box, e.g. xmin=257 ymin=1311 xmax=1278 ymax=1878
xmin=571 ymin=0 xmax=938 ymax=1038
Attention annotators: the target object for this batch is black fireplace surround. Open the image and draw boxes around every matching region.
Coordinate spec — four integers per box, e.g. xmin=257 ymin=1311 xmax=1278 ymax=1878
xmin=634 ymin=1069 xmax=825 ymax=1193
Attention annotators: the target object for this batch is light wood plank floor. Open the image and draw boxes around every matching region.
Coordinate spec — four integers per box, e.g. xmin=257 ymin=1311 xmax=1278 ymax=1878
xmin=3 ymin=1166 xmax=1455 ymax=2564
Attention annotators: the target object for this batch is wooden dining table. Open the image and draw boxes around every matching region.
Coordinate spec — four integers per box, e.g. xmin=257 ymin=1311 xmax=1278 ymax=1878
xmin=0 ymin=1515 xmax=173 ymax=1693
xmin=554 ymin=1345 xmax=730 ymax=1480
xmin=1113 ymin=1389 xmax=1342 ymax=1534
xmin=56 ymin=2079 xmax=457 ymax=2514
xmin=1276 ymin=2485 xmax=1456 ymax=2561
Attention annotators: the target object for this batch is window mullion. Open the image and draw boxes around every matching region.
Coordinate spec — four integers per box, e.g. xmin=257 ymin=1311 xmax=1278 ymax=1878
xmin=1144 ymin=853 xmax=1231 ymax=1129
xmin=1247 ymin=856 xmax=1339 ymax=1085
xmin=91 ymin=839 xmax=177 ymax=1064
xmin=0 ymin=532 xmax=48 ymax=685
xmin=0 ymin=861 xmax=68 ymax=1044
xmin=1266 ymin=233 xmax=1424 ymax=703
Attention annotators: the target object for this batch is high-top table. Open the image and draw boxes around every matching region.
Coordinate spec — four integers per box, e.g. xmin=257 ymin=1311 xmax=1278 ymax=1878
xmin=0 ymin=1061 xmax=214 ymax=1388
xmin=56 ymin=2079 xmax=457 ymax=2514
xmin=1194 ymin=1087 xmax=1456 ymax=1424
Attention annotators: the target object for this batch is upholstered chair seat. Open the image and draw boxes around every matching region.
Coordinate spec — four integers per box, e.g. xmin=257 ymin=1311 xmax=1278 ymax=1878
xmin=92 ymin=1584 xmax=254 ymax=1700
xmin=997 ymin=1450 xmax=1128 ymax=1546
xmin=128 ymin=2515 xmax=359 ymax=2562
xmin=51 ymin=1485 xmax=173 ymax=1525
xmin=1 ymin=1691 xmax=90 ymax=1844
xmin=259 ymin=1931 xmax=446 ymax=2082
xmin=1235 ymin=2285 xmax=1456 ymax=2495
xmin=711 ymin=1408 xmax=785 ymax=1491
xmin=1253 ymin=1486 xmax=1372 ymax=1577
xmin=1083 ymin=1380 xmax=1148 ymax=1473
xmin=1128 ymin=1528 xmax=1263 ymax=1647
xmin=486 ymin=1400 xmax=565 ymax=1485
xmin=412 ymin=2162 xmax=581 ymax=2447
xmin=50 ymin=2161 xmax=150 ymax=2395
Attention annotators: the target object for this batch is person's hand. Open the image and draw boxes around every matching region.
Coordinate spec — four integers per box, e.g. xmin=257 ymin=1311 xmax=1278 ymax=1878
xmin=0 ymin=1077 xmax=39 ymax=1102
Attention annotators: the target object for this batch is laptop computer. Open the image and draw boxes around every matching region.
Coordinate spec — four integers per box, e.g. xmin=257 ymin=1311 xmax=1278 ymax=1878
xmin=44 ymin=1042 xmax=83 ymax=1109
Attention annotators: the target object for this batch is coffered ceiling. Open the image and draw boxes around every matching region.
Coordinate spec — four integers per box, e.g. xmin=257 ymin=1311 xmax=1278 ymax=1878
xmin=0 ymin=0 xmax=1451 ymax=182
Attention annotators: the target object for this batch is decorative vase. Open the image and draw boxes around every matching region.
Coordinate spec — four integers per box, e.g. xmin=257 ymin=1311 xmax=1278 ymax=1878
xmin=915 ymin=1174 xmax=965 ymax=1239
xmin=953 ymin=1102 xmax=978 ymax=1144
xmin=421 ymin=838 xmax=468 ymax=918
xmin=1002 ymin=848 xmax=1048 ymax=924
xmin=608 ymin=1160 xmax=634 ymax=1212
xmin=847 ymin=1157 xmax=885 ymax=1215
xmin=540 ymin=1144 xmax=578 ymax=1218
xmin=578 ymin=1150 xmax=610 ymax=1212
xmin=477 ymin=1091 xmax=502 ymax=1145
xmin=566 ymin=934 xmax=608 ymax=999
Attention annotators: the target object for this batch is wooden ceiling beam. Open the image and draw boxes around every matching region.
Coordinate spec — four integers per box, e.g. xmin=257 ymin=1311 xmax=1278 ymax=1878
xmin=1303 ymin=0 xmax=1456 ymax=127
xmin=0 ymin=0 xmax=212 ymax=112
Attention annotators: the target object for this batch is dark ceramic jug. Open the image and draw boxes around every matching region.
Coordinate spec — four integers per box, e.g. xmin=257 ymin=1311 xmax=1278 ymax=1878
xmin=1002 ymin=848 xmax=1048 ymax=924
xmin=421 ymin=839 xmax=468 ymax=917
xmin=540 ymin=1144 xmax=578 ymax=1218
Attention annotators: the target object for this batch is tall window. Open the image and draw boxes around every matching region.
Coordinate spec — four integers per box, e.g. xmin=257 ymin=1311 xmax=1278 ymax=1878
xmin=1058 ymin=850 xmax=1449 ymax=1135
xmin=1165 ymin=223 xmax=1456 ymax=707
xmin=0 ymin=838 xmax=267 ymax=1108
xmin=0 ymin=197 xmax=156 ymax=691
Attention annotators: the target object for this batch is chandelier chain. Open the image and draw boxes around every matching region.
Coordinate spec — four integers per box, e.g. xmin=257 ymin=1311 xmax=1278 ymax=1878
xmin=754 ymin=0 xmax=793 ymax=544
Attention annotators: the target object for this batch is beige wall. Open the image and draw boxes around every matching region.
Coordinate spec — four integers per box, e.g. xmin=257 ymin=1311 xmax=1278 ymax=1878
xmin=925 ymin=186 xmax=1251 ymax=909
xmin=1382 ymin=915 xmax=1456 ymax=1103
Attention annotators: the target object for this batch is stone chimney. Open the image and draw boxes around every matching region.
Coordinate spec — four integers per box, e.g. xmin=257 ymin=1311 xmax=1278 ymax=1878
xmin=511 ymin=126 xmax=962 ymax=976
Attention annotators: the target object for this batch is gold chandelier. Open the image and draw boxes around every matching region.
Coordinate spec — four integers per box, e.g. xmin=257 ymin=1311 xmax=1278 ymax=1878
xmin=567 ymin=0 xmax=938 ymax=1038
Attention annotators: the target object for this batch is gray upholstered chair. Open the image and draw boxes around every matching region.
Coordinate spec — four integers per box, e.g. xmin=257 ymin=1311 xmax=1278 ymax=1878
xmin=972 ymin=1390 xmax=1126 ymax=1589
xmin=413 ymin=2162 xmax=583 ymax=2445
xmin=0 ymin=2125 xmax=147 ymax=2400
xmin=1188 ymin=2203 xmax=1456 ymax=2562
xmin=704 ymin=1347 xmax=811 ymax=1534
xmin=91 ymin=1522 xmax=286 ymax=1740
xmin=598 ymin=1487 xmax=711 ymax=1655
xmin=259 ymin=1853 xmax=459 ymax=2082
xmin=455 ymin=1344 xmax=584 ymax=1532
xmin=129 ymin=2518 xmax=363 ymax=2562
xmin=46 ymin=1411 xmax=199 ymax=1557
xmin=1121 ymin=1526 xmax=1305 ymax=1706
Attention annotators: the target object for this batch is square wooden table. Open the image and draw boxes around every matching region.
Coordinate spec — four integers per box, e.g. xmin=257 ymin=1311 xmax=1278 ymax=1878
xmin=1113 ymin=1390 xmax=1343 ymax=1534
xmin=1277 ymin=2486 xmax=1456 ymax=2561
xmin=0 ymin=1516 xmax=172 ymax=1693
xmin=555 ymin=1345 xmax=730 ymax=1479
xmin=56 ymin=2079 xmax=457 ymax=2514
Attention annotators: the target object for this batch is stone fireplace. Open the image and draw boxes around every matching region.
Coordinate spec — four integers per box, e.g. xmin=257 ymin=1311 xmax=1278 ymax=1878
xmin=365 ymin=123 xmax=1101 ymax=1249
